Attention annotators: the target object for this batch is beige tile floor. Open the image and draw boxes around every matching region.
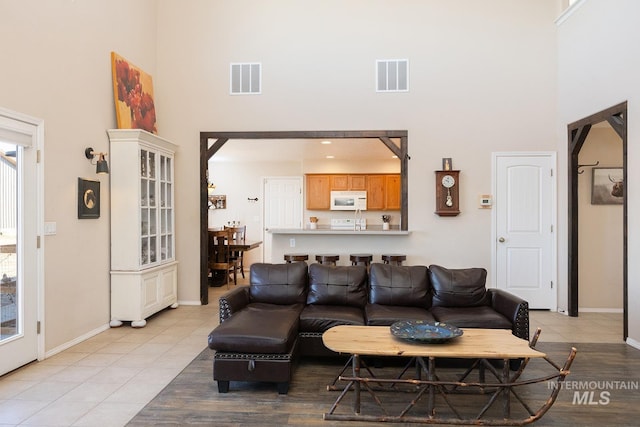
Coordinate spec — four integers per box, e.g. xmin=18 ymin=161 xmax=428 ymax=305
xmin=0 ymin=279 xmax=626 ymax=426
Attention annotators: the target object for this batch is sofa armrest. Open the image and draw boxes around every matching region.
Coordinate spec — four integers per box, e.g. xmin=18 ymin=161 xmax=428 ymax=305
xmin=219 ymin=286 xmax=250 ymax=323
xmin=487 ymin=288 xmax=529 ymax=341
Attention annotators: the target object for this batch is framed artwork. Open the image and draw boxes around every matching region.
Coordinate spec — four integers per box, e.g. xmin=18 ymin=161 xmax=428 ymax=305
xmin=110 ymin=52 xmax=157 ymax=134
xmin=78 ymin=178 xmax=100 ymax=219
xmin=442 ymin=158 xmax=452 ymax=171
xmin=591 ymin=167 xmax=623 ymax=205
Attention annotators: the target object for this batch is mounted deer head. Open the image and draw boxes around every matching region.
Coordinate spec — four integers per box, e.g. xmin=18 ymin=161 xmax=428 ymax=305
xmin=609 ymin=174 xmax=624 ymax=198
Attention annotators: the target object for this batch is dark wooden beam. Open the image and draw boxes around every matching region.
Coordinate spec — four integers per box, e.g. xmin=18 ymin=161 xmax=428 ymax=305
xmin=200 ymin=135 xmax=210 ymax=305
xmin=606 ymin=113 xmax=625 ymax=139
xmin=567 ymin=123 xmax=591 ymax=317
xmin=567 ymin=101 xmax=627 ymax=130
xmin=207 ymin=138 xmax=229 ymax=159
xmin=378 ymin=136 xmax=402 ymax=158
xmin=200 ymin=130 xmax=408 ymax=142
xmin=199 ymin=129 xmax=411 ymax=303
xmin=566 ymin=101 xmax=627 ymax=341
xmin=400 ymin=136 xmax=409 ymax=230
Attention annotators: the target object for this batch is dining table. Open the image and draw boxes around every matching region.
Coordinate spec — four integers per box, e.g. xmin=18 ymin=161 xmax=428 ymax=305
xmin=207 ymin=228 xmax=262 ymax=251
xmin=207 ymin=228 xmax=262 ymax=286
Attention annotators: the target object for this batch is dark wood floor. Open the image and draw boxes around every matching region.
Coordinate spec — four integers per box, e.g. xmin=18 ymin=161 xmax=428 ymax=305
xmin=128 ymin=342 xmax=640 ymax=426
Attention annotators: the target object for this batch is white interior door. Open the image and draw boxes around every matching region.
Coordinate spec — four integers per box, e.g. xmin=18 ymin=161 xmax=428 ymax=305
xmin=263 ymin=177 xmax=303 ymax=263
xmin=493 ymin=153 xmax=556 ymax=309
xmin=0 ymin=110 xmax=42 ymax=375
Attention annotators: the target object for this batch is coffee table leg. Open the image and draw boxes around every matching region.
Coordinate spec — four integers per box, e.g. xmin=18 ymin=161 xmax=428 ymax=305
xmin=353 ymin=354 xmax=361 ymax=414
xmin=428 ymin=356 xmax=436 ymax=417
xmin=503 ymin=358 xmax=511 ymax=418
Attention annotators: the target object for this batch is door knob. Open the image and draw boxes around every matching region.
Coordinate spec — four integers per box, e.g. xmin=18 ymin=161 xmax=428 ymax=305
xmin=498 ymin=237 xmax=505 ymax=243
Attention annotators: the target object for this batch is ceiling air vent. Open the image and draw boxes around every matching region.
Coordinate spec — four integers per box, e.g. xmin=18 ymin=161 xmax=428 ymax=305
xmin=376 ymin=59 xmax=409 ymax=92
xmin=230 ymin=63 xmax=261 ymax=95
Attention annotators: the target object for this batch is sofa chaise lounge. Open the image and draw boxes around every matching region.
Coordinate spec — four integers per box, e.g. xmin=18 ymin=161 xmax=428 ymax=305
xmin=208 ymin=262 xmax=529 ymax=394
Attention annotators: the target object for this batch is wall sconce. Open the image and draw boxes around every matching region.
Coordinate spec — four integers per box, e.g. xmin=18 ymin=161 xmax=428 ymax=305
xmin=85 ymin=147 xmax=109 ymax=174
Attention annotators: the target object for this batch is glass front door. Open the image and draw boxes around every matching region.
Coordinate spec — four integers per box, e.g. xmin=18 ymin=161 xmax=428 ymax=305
xmin=0 ymin=141 xmax=18 ymax=342
xmin=0 ymin=110 xmax=40 ymax=376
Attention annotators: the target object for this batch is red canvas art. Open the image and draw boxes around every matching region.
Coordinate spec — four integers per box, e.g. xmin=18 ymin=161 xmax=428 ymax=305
xmin=111 ymin=52 xmax=157 ymax=134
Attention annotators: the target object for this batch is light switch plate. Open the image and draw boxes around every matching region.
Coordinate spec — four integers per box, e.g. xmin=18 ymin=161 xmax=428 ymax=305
xmin=479 ymin=195 xmax=492 ymax=208
xmin=44 ymin=222 xmax=57 ymax=235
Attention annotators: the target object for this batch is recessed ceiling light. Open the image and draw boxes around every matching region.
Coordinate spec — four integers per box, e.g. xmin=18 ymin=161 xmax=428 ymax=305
xmin=326 ymin=155 xmax=335 ymax=159
xmin=392 ymin=155 xmax=398 ymax=159
xmin=321 ymin=140 xmax=332 ymax=145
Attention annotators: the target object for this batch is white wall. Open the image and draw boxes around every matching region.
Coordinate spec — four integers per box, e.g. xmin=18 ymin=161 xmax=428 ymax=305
xmin=4 ymin=0 xmax=599 ymax=354
xmin=157 ymin=0 xmax=561 ymax=302
xmin=557 ymin=0 xmax=640 ymax=344
xmin=0 ymin=0 xmax=157 ymax=352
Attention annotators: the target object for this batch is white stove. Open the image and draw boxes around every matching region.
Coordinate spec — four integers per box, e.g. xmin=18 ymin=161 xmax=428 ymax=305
xmin=330 ymin=218 xmax=367 ymax=230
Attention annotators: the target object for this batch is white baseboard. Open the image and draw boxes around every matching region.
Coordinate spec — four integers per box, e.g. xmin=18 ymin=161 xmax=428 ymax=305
xmin=178 ymin=300 xmax=202 ymax=306
xmin=578 ymin=308 xmax=624 ymax=313
xmin=44 ymin=323 xmax=110 ymax=359
xmin=627 ymin=337 xmax=640 ymax=350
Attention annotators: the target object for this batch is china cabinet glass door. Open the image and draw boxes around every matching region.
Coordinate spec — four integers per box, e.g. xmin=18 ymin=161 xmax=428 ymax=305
xmin=159 ymin=154 xmax=173 ymax=261
xmin=140 ymin=148 xmax=173 ymax=267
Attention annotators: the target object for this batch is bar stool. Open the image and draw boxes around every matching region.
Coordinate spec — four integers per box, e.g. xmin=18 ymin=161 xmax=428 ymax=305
xmin=381 ymin=254 xmax=407 ymax=266
xmin=315 ymin=254 xmax=339 ymax=266
xmin=284 ymin=254 xmax=309 ymax=263
xmin=350 ymin=253 xmax=373 ymax=268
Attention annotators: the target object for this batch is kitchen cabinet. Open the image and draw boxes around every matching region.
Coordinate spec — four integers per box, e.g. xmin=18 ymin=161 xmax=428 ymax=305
xmin=306 ymin=174 xmax=331 ymax=210
xmin=349 ymin=175 xmax=367 ymax=190
xmin=366 ymin=175 xmax=385 ymax=210
xmin=331 ymin=175 xmax=349 ymax=190
xmin=306 ymin=173 xmax=400 ymax=211
xmin=107 ymin=129 xmax=178 ymax=327
xmin=385 ymin=175 xmax=402 ymax=210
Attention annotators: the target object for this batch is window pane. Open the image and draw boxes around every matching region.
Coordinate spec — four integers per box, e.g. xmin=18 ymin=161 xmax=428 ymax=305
xmin=0 ymin=142 xmax=18 ymax=342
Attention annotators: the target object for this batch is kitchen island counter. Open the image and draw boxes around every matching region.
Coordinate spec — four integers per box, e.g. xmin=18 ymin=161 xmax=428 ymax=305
xmin=268 ymin=227 xmax=410 ymax=236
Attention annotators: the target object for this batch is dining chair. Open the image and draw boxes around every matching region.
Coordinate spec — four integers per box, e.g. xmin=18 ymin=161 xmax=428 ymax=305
xmin=224 ymin=225 xmax=247 ymax=279
xmin=208 ymin=229 xmax=237 ymax=288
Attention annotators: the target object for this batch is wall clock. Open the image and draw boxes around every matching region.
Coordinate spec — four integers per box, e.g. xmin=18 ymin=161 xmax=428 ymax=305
xmin=434 ymin=170 xmax=460 ymax=216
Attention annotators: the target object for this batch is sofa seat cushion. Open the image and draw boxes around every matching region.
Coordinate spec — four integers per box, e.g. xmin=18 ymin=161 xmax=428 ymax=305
xmin=307 ymin=264 xmax=368 ymax=307
xmin=365 ymin=304 xmax=436 ymax=326
xmin=430 ymin=306 xmax=512 ymax=329
xmin=369 ymin=264 xmax=430 ymax=308
xmin=299 ymin=304 xmax=365 ymax=332
xmin=429 ymin=264 xmax=490 ymax=308
xmin=208 ymin=303 xmax=303 ymax=354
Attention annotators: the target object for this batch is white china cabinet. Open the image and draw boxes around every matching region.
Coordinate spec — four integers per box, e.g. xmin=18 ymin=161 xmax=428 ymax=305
xmin=107 ymin=129 xmax=178 ymax=327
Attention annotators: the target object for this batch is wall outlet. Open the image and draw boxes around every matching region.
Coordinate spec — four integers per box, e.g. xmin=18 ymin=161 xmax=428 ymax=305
xmin=289 ymin=238 xmax=295 ymax=247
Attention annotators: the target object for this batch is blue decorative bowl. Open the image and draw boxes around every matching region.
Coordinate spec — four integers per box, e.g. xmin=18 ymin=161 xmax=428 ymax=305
xmin=390 ymin=320 xmax=463 ymax=344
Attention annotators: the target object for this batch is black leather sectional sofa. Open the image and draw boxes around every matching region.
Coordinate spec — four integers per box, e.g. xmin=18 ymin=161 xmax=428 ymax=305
xmin=208 ymin=262 xmax=529 ymax=394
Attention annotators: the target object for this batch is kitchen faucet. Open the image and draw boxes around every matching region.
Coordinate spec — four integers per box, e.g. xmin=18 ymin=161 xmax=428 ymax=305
xmin=354 ymin=208 xmax=363 ymax=231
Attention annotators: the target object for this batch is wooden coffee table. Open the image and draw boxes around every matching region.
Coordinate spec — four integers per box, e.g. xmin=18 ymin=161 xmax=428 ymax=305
xmin=322 ymin=325 xmax=576 ymax=425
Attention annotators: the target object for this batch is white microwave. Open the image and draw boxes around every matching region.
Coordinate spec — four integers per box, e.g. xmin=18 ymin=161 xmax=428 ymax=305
xmin=330 ymin=191 xmax=367 ymax=211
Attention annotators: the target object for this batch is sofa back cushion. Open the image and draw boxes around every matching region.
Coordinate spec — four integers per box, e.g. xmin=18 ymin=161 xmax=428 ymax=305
xmin=307 ymin=264 xmax=367 ymax=308
xmin=428 ymin=264 xmax=489 ymax=307
xmin=249 ymin=262 xmax=308 ymax=305
xmin=369 ymin=263 xmax=430 ymax=308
